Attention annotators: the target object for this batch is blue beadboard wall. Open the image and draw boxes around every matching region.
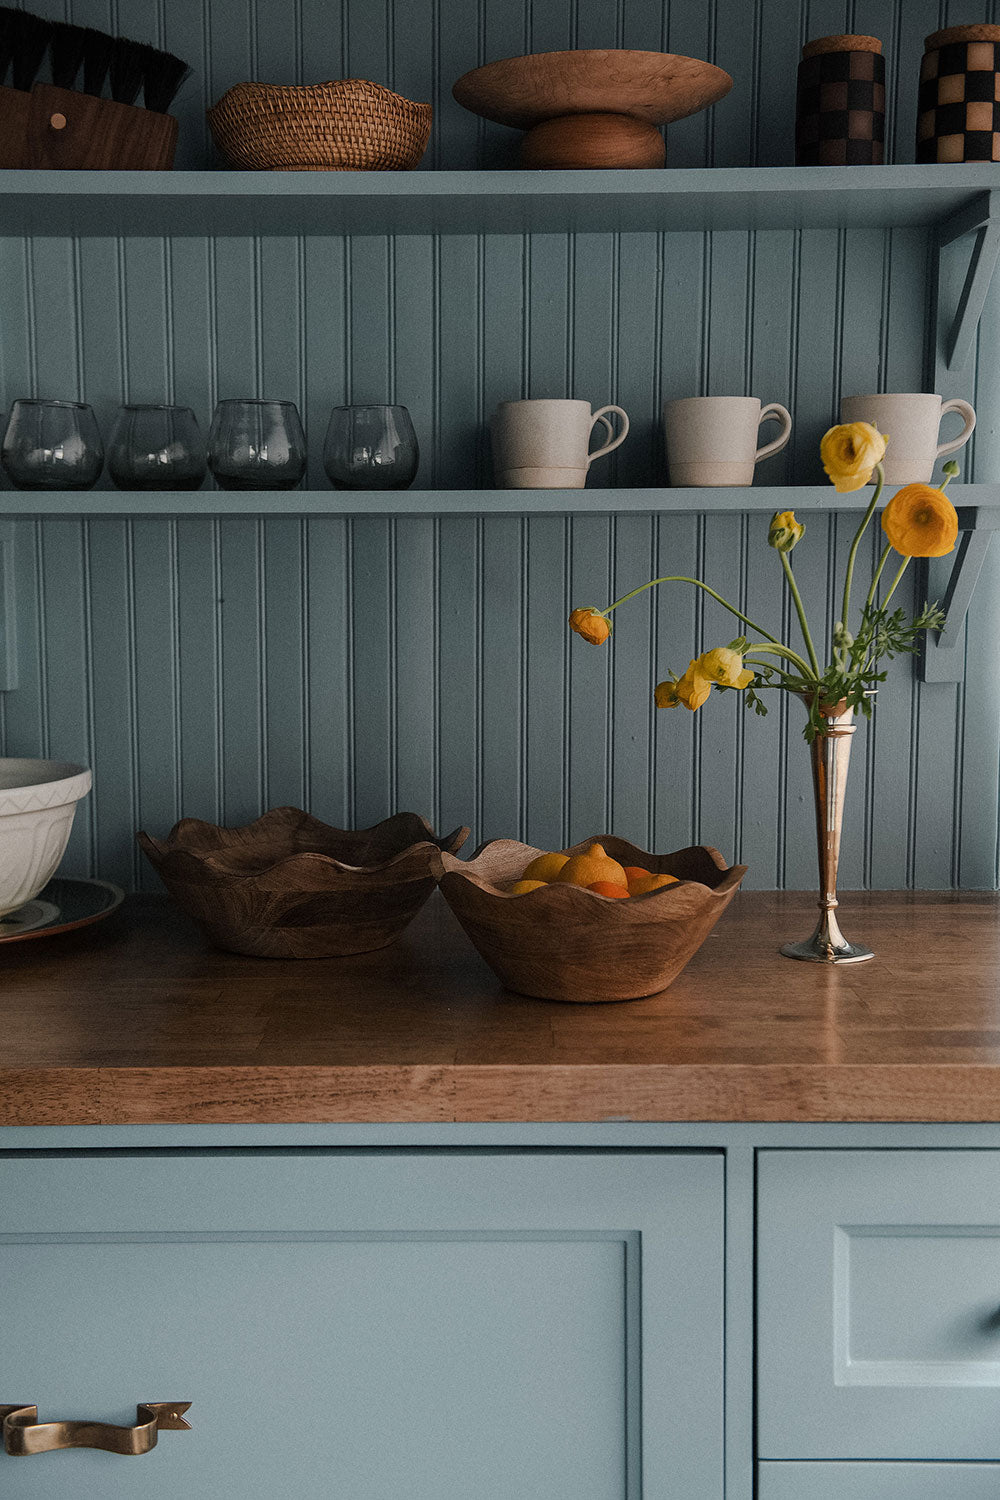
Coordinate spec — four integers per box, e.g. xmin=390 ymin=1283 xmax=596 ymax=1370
xmin=1 ymin=0 xmax=999 ymax=891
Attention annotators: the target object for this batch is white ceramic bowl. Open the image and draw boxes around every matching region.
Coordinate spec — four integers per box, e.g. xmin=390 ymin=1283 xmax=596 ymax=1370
xmin=0 ymin=758 xmax=92 ymax=916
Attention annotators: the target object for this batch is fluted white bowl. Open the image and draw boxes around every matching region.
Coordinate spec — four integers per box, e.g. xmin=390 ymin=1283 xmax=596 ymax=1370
xmin=0 ymin=759 xmax=92 ymax=916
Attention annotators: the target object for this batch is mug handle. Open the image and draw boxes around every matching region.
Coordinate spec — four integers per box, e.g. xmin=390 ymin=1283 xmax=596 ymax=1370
xmin=936 ymin=398 xmax=976 ymax=459
xmin=755 ymin=403 xmax=793 ymax=464
xmin=587 ymin=404 xmax=630 ymax=465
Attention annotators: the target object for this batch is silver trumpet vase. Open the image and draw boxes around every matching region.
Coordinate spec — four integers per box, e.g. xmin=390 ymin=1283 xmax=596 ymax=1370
xmin=780 ymin=698 xmax=874 ymax=964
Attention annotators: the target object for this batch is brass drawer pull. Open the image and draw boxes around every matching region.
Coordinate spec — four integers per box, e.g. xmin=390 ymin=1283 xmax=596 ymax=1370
xmin=1 ymin=1402 xmax=191 ymax=1456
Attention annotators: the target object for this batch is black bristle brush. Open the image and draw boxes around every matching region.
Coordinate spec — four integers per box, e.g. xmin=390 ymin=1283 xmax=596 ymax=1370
xmin=81 ymin=25 xmax=113 ymax=97
xmin=8 ymin=7 xmax=51 ymax=91
xmin=0 ymin=6 xmax=20 ymax=87
xmin=143 ymin=47 xmax=190 ymax=114
xmin=108 ymin=33 xmax=145 ymax=106
xmin=48 ymin=20 xmax=88 ymax=91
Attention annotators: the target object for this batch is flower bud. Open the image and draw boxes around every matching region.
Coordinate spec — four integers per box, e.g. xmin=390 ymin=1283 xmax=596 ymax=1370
xmin=768 ymin=509 xmax=805 ymax=552
xmin=654 ymin=678 xmax=681 ymax=708
xmin=568 ymin=606 xmax=611 ymax=645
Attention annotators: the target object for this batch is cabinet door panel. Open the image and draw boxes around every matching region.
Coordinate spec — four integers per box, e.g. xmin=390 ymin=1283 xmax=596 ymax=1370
xmin=758 ymin=1150 xmax=1000 ymax=1459
xmin=759 ymin=1462 xmax=1000 ymax=1499
xmin=0 ymin=1150 xmax=722 ymax=1500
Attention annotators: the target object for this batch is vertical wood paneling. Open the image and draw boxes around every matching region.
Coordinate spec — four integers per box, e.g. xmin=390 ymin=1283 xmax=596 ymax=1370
xmin=0 ymin=0 xmax=997 ymax=891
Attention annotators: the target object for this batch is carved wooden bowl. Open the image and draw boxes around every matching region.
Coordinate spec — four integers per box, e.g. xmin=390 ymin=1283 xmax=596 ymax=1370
xmin=437 ymin=836 xmax=746 ymax=1002
xmin=137 ymin=808 xmax=468 ymax=959
xmin=452 ymin=49 xmax=733 ymax=167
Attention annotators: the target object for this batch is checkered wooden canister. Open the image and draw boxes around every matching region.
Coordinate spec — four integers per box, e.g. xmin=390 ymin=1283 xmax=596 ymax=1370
xmin=796 ymin=34 xmax=885 ymax=166
xmin=917 ymin=24 xmax=1000 ymax=163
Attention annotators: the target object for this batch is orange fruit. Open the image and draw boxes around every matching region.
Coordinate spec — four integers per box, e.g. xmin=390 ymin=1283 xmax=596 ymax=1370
xmin=555 ymin=842 xmax=628 ymax=889
xmin=629 ymin=873 xmax=679 ymax=895
xmin=587 ymin=881 xmax=630 ymax=898
xmin=623 ymin=865 xmax=652 ymax=886
xmin=509 ymin=879 xmax=547 ymax=894
xmin=521 ymin=851 xmax=569 ymax=882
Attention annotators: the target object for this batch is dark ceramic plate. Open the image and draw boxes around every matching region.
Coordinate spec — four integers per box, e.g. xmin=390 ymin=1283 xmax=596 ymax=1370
xmin=0 ymin=877 xmax=124 ymax=943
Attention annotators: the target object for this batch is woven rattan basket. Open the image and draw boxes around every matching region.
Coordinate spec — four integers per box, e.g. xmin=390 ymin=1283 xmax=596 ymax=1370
xmin=207 ymin=79 xmax=432 ymax=170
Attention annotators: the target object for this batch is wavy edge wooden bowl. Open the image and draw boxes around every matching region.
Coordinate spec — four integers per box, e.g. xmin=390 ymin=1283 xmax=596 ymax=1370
xmin=436 ymin=836 xmax=746 ymax=1002
xmin=137 ymin=808 xmax=468 ymax=958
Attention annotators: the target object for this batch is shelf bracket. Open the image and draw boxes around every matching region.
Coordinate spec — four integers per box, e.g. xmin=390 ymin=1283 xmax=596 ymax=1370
xmin=917 ymin=506 xmax=998 ymax=682
xmin=0 ymin=521 xmax=16 ymax=692
xmin=937 ymin=191 xmax=1000 ymax=371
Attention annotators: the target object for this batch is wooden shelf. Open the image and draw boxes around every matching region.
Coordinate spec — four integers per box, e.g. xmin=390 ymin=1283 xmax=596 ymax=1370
xmin=2 ymin=164 xmax=1000 ymax=238
xmin=1 ymin=484 xmax=997 ymax=519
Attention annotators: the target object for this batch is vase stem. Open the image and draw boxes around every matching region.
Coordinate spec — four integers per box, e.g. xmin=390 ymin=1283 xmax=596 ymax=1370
xmin=780 ymin=700 xmax=874 ymax=963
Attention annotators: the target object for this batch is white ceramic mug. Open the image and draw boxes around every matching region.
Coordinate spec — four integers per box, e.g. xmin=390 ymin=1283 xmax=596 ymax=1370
xmin=490 ymin=398 xmax=629 ymax=489
xmin=663 ymin=396 xmax=792 ymax=487
xmin=839 ymin=393 xmax=976 ymax=484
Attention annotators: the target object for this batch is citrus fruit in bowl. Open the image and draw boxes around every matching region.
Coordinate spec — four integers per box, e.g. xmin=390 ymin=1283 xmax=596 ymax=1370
xmin=437 ymin=834 xmax=746 ymax=1002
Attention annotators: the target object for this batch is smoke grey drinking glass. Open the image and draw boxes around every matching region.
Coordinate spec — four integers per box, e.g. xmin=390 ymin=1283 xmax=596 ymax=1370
xmin=208 ymin=399 xmax=307 ymax=490
xmin=323 ymin=404 xmax=419 ymax=490
xmin=1 ymin=399 xmax=104 ymax=490
xmin=108 ymin=404 xmax=207 ymax=491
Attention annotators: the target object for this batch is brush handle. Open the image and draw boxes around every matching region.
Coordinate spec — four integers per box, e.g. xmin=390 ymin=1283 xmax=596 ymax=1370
xmin=24 ymin=85 xmax=178 ymax=169
xmin=0 ymin=81 xmax=29 ymax=167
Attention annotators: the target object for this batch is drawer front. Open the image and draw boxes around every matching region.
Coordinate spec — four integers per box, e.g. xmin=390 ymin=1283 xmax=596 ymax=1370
xmin=758 ymin=1150 xmax=1000 ymax=1459
xmin=759 ymin=1463 xmax=1000 ymax=1499
xmin=1 ymin=1149 xmax=722 ymax=1499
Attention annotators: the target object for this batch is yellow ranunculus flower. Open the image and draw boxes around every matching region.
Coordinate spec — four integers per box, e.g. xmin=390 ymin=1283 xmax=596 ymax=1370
xmin=655 ymin=659 xmax=711 ymax=710
xmin=768 ymin=509 xmax=805 ymax=552
xmin=568 ymin=606 xmax=611 ymax=644
xmin=676 ymin=659 xmax=712 ymax=710
xmin=820 ymin=421 xmax=887 ymax=493
xmin=880 ymin=483 xmax=958 ymax=558
xmin=699 ymin=647 xmax=754 ymax=690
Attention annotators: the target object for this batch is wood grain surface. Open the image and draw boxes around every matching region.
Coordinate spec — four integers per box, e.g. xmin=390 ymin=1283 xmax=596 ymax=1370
xmin=1 ymin=890 xmax=998 ymax=1125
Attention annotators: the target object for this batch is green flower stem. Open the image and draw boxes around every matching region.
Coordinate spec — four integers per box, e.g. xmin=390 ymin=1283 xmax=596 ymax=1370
xmin=602 ymin=575 xmax=798 ymax=658
xmin=863 ymin=542 xmax=894 ymax=616
xmin=879 ymin=555 xmax=911 ymax=612
xmin=858 ymin=554 xmax=913 ymax=678
xmin=779 ymin=552 xmax=822 ymax=678
xmin=744 ymin=642 xmax=815 ymax=675
xmin=840 ymin=462 xmax=884 ymax=635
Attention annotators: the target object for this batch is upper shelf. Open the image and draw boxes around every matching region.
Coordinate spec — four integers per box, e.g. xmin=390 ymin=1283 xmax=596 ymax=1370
xmin=2 ymin=485 xmax=997 ymax=522
xmin=3 ymin=164 xmax=1000 ymax=238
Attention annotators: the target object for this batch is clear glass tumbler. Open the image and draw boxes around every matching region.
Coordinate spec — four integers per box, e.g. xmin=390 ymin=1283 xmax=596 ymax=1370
xmin=107 ymin=404 xmax=207 ymax=491
xmin=1 ymin=399 xmax=104 ymax=490
xmin=323 ymin=404 xmax=419 ymax=490
xmin=207 ymin=399 xmax=307 ymax=491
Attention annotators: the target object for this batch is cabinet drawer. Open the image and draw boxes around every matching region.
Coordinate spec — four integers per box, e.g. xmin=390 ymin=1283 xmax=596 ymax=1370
xmin=759 ymin=1462 xmax=1000 ymax=1499
xmin=1 ymin=1149 xmax=722 ymax=1499
xmin=758 ymin=1150 xmax=1000 ymax=1460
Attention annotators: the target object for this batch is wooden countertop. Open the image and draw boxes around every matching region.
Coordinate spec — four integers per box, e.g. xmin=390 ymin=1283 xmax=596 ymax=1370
xmin=1 ymin=890 xmax=999 ymax=1126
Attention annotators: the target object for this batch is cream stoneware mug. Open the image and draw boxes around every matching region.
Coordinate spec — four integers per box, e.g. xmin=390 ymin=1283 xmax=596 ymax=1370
xmin=663 ymin=396 xmax=792 ymax=487
xmin=491 ymin=398 xmax=629 ymax=489
xmin=839 ymin=393 xmax=975 ymax=484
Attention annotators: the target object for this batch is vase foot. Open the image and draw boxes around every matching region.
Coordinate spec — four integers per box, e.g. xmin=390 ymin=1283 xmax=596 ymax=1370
xmin=780 ymin=932 xmax=875 ymax=964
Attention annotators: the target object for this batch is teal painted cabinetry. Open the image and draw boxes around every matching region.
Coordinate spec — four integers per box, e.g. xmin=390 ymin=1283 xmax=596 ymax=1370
xmin=11 ymin=1127 xmax=1000 ymax=1497
xmin=0 ymin=1148 xmax=723 ymax=1499
xmin=758 ymin=1150 xmax=1000 ymax=1462
xmin=758 ymin=1463 xmax=1000 ymax=1498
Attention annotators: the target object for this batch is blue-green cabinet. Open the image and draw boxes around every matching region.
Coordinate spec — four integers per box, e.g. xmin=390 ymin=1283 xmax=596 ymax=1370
xmin=757 ymin=1150 xmax=1000 ymax=1462
xmin=758 ymin=1463 xmax=1000 ymax=1498
xmin=0 ymin=1148 xmax=723 ymax=1498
